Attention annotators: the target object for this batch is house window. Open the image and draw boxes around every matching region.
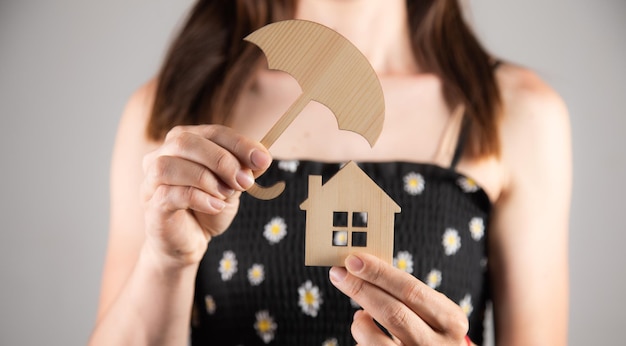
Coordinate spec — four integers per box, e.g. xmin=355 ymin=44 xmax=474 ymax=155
xmin=352 ymin=232 xmax=367 ymax=247
xmin=332 ymin=211 xmax=368 ymax=247
xmin=333 ymin=231 xmax=348 ymax=246
xmin=333 ymin=212 xmax=348 ymax=227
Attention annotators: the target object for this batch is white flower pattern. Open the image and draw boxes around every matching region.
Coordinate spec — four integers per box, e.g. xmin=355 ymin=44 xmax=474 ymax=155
xmin=393 ymin=251 xmax=414 ymax=274
xmin=425 ymin=269 xmax=442 ymax=289
xmin=322 ymin=338 xmax=339 ymax=346
xmin=458 ymin=176 xmax=480 ymax=192
xmin=298 ymin=280 xmax=323 ymax=317
xmin=218 ymin=251 xmax=238 ymax=281
xmin=480 ymin=257 xmax=488 ymax=270
xmin=264 ymin=216 xmax=287 ymax=244
xmin=469 ymin=217 xmax=485 ymax=240
xmin=459 ymin=294 xmax=474 ymax=317
xmin=442 ymin=228 xmax=461 ymax=255
xmin=333 ymin=231 xmax=348 ymax=246
xmin=403 ymin=172 xmax=425 ymax=195
xmin=248 ymin=263 xmax=265 ymax=286
xmin=359 ymin=211 xmax=368 ymax=225
xmin=204 ymin=295 xmax=216 ymax=315
xmin=278 ymin=160 xmax=299 ymax=173
xmin=254 ymin=310 xmax=277 ymax=344
xmin=197 ymin=161 xmax=490 ymax=342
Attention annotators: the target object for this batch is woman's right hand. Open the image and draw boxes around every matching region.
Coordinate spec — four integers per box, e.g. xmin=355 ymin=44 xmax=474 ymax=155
xmin=140 ymin=124 xmax=272 ymax=267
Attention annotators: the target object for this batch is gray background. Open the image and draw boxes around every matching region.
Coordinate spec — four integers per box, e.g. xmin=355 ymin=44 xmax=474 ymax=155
xmin=0 ymin=0 xmax=624 ymax=345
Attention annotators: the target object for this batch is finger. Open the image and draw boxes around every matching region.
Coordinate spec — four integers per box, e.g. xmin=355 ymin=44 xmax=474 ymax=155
xmin=148 ymin=184 xmax=227 ymax=217
xmin=343 ymin=253 xmax=468 ymax=337
xmin=142 ymin=155 xmax=235 ymax=202
xmin=330 ymin=266 xmax=431 ymax=344
xmin=158 ymin=130 xmax=262 ymax=191
xmin=166 ymin=124 xmax=272 ymax=172
xmin=351 ymin=310 xmax=398 ymax=346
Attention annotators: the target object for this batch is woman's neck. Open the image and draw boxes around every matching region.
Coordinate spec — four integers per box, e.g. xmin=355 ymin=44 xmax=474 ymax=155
xmin=295 ymin=0 xmax=419 ymax=75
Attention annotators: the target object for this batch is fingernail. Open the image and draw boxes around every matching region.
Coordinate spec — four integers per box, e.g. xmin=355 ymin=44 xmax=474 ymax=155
xmin=209 ymin=197 xmax=225 ymax=210
xmin=236 ymin=170 xmax=254 ymax=189
xmin=329 ymin=266 xmax=347 ymax=283
xmin=250 ymin=150 xmax=271 ymax=170
xmin=217 ymin=183 xmax=235 ymax=198
xmin=346 ymin=255 xmax=364 ymax=273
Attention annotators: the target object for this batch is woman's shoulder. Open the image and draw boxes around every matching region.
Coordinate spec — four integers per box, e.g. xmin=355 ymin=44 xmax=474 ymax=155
xmin=495 ymin=63 xmax=571 ymax=193
xmin=122 ymin=79 xmax=158 ymax=130
xmin=496 ymin=63 xmax=568 ymax=123
xmin=111 ymin=79 xmax=162 ymax=169
xmin=116 ymin=78 xmax=161 ymax=144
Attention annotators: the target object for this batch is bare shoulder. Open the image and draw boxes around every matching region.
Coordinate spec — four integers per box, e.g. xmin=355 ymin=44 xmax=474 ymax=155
xmin=112 ymin=79 xmax=162 ymax=161
xmin=495 ymin=64 xmax=571 ymax=192
xmin=117 ymin=79 xmax=158 ymax=140
xmin=488 ymin=64 xmax=571 ymax=345
xmin=497 ymin=63 xmax=568 ymax=125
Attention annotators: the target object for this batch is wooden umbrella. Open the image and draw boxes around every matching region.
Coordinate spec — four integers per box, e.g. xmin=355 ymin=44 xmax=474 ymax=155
xmin=244 ymin=20 xmax=385 ymax=200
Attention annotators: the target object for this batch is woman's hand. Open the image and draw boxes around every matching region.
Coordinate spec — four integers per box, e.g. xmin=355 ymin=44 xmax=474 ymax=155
xmin=140 ymin=124 xmax=272 ymax=267
xmin=329 ymin=253 xmax=470 ymax=346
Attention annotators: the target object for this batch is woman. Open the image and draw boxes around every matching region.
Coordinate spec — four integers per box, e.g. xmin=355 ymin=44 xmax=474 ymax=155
xmin=90 ymin=0 xmax=571 ymax=345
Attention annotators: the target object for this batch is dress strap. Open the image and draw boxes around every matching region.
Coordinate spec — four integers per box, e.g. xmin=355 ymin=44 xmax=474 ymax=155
xmin=449 ymin=115 xmax=469 ymax=170
xmin=432 ymin=105 xmax=466 ymax=169
xmin=434 ymin=60 xmax=501 ymax=169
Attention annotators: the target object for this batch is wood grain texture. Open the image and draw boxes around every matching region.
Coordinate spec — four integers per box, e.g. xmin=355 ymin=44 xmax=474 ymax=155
xmin=300 ymin=161 xmax=401 ymax=266
xmin=243 ymin=19 xmax=385 ymax=200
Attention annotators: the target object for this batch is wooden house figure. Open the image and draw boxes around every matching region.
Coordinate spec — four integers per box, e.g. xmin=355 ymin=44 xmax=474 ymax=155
xmin=300 ymin=161 xmax=401 ymax=266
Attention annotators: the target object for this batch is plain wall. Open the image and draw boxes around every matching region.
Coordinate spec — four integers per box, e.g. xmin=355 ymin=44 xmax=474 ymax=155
xmin=0 ymin=1 xmax=624 ymax=345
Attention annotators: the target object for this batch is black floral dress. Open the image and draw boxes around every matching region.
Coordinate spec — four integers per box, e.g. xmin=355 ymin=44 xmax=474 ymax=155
xmin=190 ymin=155 xmax=492 ymax=345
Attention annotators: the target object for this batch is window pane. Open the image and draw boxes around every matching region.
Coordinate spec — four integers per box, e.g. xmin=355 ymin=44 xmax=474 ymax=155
xmin=352 ymin=232 xmax=367 ymax=247
xmin=332 ymin=231 xmax=348 ymax=246
xmin=352 ymin=212 xmax=368 ymax=227
xmin=333 ymin=211 xmax=348 ymax=227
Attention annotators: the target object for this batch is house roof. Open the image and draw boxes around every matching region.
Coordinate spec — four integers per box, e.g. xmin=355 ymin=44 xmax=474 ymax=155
xmin=300 ymin=161 xmax=401 ymax=212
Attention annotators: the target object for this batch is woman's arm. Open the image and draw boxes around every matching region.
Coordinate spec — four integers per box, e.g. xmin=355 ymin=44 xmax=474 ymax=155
xmin=490 ymin=65 xmax=572 ymax=345
xmin=89 ymin=81 xmax=271 ymax=345
xmin=90 ymin=81 xmax=198 ymax=345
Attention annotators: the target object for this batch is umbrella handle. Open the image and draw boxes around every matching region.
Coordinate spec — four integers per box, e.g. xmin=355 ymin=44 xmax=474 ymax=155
xmin=247 ymin=94 xmax=311 ymax=200
xmin=247 ymin=181 xmax=287 ymax=200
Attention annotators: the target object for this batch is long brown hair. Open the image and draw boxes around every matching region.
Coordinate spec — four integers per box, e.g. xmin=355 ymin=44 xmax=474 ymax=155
xmin=147 ymin=0 xmax=502 ymax=158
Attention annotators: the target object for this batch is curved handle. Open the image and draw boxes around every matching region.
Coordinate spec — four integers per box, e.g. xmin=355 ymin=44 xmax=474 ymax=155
xmin=247 ymin=94 xmax=311 ymax=200
xmin=246 ymin=181 xmax=286 ymax=200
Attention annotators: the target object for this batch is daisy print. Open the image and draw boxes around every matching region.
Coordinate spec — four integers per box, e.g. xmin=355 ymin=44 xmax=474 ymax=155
xmin=359 ymin=211 xmax=368 ymax=225
xmin=403 ymin=172 xmax=425 ymax=195
xmin=459 ymin=294 xmax=474 ymax=317
xmin=458 ymin=176 xmax=479 ymax=193
xmin=425 ymin=269 xmax=442 ymax=289
xmin=480 ymin=257 xmax=488 ymax=270
xmin=469 ymin=217 xmax=485 ymax=241
xmin=204 ymin=295 xmax=216 ymax=315
xmin=333 ymin=231 xmax=348 ymax=246
xmin=322 ymin=338 xmax=338 ymax=346
xmin=219 ymin=251 xmax=238 ymax=281
xmin=254 ymin=310 xmax=277 ymax=344
xmin=248 ymin=263 xmax=265 ymax=286
xmin=298 ymin=280 xmax=323 ymax=317
xmin=393 ymin=251 xmax=414 ymax=274
xmin=442 ymin=228 xmax=461 ymax=255
xmin=264 ymin=216 xmax=287 ymax=244
xmin=278 ymin=159 xmax=299 ymax=173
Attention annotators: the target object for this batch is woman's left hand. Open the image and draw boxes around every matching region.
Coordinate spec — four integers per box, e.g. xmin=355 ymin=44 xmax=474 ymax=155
xmin=329 ymin=253 xmax=469 ymax=346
